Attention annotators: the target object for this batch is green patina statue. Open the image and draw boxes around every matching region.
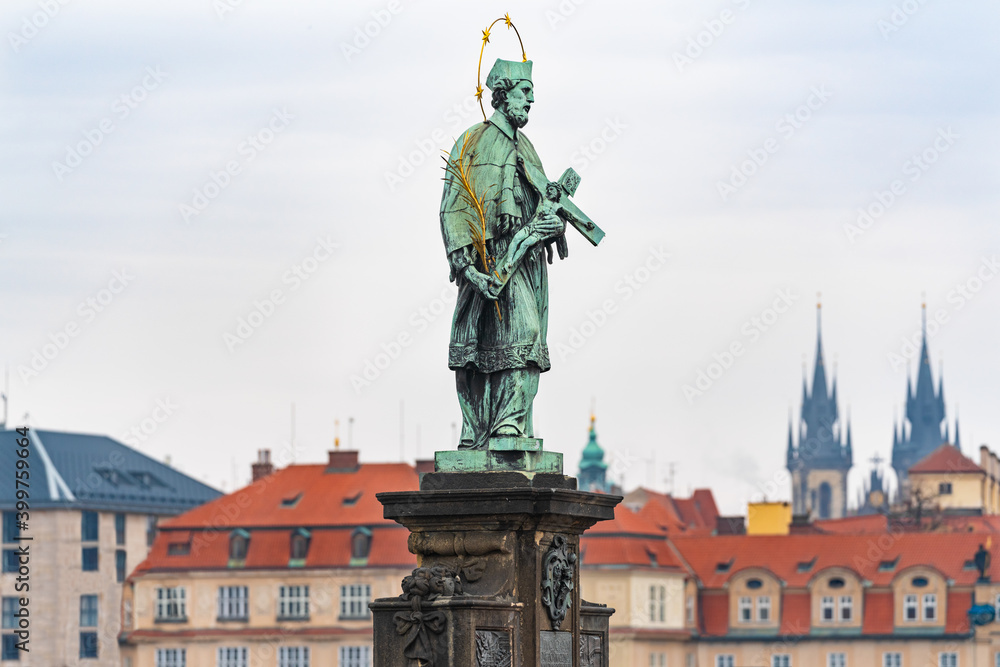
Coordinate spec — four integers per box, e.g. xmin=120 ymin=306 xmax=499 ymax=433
xmin=440 ymin=58 xmax=604 ymax=453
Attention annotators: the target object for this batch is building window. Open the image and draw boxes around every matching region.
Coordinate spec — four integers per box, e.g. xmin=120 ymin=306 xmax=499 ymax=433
xmin=147 ymin=516 xmax=158 ymax=547
xmin=351 ymin=528 xmax=372 ymax=561
xmin=738 ymin=596 xmax=752 ymax=623
xmin=757 ymin=595 xmax=771 ymax=622
xmin=217 ymin=647 xmax=248 ymax=667
xmin=2 ymin=513 xmax=18 ymax=543
xmin=80 ymin=595 xmax=98 ymax=627
xmin=124 ymin=600 xmax=133 ymax=630
xmin=649 ymin=653 xmax=666 ymax=667
xmin=218 ymin=586 xmax=249 ymax=620
xmin=278 ymin=646 xmax=309 ymax=667
xmin=116 ymin=550 xmax=127 ymax=583
xmin=82 ymin=547 xmax=99 ymax=572
xmin=278 ymin=585 xmax=309 ymax=619
xmin=2 ymin=634 xmax=19 ymax=661
xmin=650 ymin=585 xmax=666 ymax=623
xmin=155 ymin=587 xmax=187 ymax=621
xmin=904 ymin=594 xmax=918 ymax=621
xmin=839 ymin=595 xmax=853 ymax=622
xmin=686 ymin=595 xmax=695 ymax=624
xmin=828 ymin=653 xmax=846 ymax=667
xmin=291 ymin=531 xmax=310 ymax=561
xmin=229 ymin=531 xmax=249 ymax=562
xmin=773 ymin=656 xmax=791 ymax=667
xmin=1 ymin=599 xmax=17 ymax=629
xmin=2 ymin=550 xmax=18 ymax=573
xmin=883 ymin=653 xmax=902 ymax=667
xmin=821 ymin=595 xmax=834 ymax=621
xmin=939 ymin=653 xmax=957 ymax=667
xmin=340 ymin=646 xmax=371 ymax=667
xmin=115 ymin=513 xmax=126 ymax=545
xmin=923 ymin=594 xmax=938 ymax=621
xmin=81 ymin=511 xmax=99 ymax=542
xmin=939 ymin=482 xmax=953 ymax=495
xmin=340 ymin=584 xmax=371 ymax=619
xmin=79 ymin=632 xmax=98 ymax=659
xmin=687 ymin=654 xmax=696 ymax=667
xmin=155 ymin=648 xmax=186 ymax=667
xmin=716 ymin=656 xmax=734 ymax=667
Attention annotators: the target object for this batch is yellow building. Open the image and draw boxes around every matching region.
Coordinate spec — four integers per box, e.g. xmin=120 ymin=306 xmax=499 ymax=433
xmin=120 ymin=451 xmax=417 ymax=667
xmin=909 ymin=444 xmax=998 ymax=514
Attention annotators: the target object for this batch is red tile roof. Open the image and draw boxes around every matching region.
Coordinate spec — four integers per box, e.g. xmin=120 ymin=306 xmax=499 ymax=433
xmin=945 ymin=591 xmax=973 ymax=634
xmin=909 ymin=444 xmax=983 ymax=474
xmin=779 ymin=592 xmax=811 ymax=636
xmin=700 ymin=593 xmax=729 ymax=636
xmin=582 ymin=503 xmax=683 ymax=569
xmin=861 ymin=592 xmax=894 ymax=634
xmin=133 ymin=462 xmax=420 ymax=575
xmin=671 ymin=532 xmax=988 ymax=589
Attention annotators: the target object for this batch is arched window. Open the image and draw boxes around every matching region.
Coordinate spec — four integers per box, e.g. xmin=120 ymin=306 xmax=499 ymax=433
xmin=818 ymin=483 xmax=833 ymax=519
xmin=290 ymin=529 xmax=311 ymax=561
xmin=351 ymin=527 xmax=372 ymax=562
xmin=229 ymin=529 xmax=250 ymax=562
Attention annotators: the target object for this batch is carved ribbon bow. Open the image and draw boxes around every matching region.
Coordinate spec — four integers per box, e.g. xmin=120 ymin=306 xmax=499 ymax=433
xmin=394 ymin=607 xmax=447 ymax=666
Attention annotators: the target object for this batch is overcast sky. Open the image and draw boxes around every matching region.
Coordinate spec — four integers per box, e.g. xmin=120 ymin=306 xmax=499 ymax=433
xmin=2 ymin=0 xmax=998 ymax=514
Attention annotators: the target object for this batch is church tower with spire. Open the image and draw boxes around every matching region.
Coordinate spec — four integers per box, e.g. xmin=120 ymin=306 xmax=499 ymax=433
xmin=787 ymin=301 xmax=853 ymax=519
xmin=891 ymin=304 xmax=960 ymax=494
xmin=578 ymin=414 xmax=612 ymax=493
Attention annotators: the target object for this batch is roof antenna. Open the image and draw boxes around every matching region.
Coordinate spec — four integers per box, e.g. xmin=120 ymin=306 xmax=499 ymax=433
xmin=334 ymin=419 xmax=340 ymax=450
xmin=348 ymin=417 xmax=355 ymax=449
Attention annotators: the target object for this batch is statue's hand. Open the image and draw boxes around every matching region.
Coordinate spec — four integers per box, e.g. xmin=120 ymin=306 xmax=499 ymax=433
xmin=529 ymin=212 xmax=564 ymax=240
xmin=463 ymin=266 xmax=502 ymax=300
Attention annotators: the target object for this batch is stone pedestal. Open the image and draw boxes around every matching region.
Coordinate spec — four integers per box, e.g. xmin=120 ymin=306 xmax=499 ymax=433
xmin=372 ymin=438 xmax=621 ymax=667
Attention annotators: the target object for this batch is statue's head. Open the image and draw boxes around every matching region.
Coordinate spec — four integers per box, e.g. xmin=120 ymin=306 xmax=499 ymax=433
xmin=486 ymin=58 xmax=534 ymax=129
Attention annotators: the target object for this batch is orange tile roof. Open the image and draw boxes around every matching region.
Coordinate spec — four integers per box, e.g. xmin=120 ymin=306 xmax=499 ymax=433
xmin=133 ymin=462 xmax=420 ymax=575
xmin=861 ymin=592 xmax=894 ymax=634
xmin=779 ymin=592 xmax=811 ymax=636
xmin=582 ymin=503 xmax=683 ymax=569
xmin=161 ymin=462 xmax=419 ymax=529
xmin=945 ymin=591 xmax=973 ymax=634
xmin=700 ymin=593 xmax=729 ymax=636
xmin=813 ymin=514 xmax=888 ymax=534
xmin=671 ymin=532 xmax=987 ymax=589
xmin=909 ymin=444 xmax=983 ymax=475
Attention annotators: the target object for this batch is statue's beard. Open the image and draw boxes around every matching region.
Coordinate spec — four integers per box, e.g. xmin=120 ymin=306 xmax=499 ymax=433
xmin=505 ymin=101 xmax=530 ymax=128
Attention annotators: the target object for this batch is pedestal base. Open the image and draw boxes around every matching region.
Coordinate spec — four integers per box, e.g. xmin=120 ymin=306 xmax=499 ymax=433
xmin=434 ymin=436 xmax=564 ymax=474
xmin=372 ymin=465 xmax=621 ymax=667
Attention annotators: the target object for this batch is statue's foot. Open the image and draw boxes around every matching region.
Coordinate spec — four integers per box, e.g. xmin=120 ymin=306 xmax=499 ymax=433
xmin=493 ymin=425 xmax=522 ymax=437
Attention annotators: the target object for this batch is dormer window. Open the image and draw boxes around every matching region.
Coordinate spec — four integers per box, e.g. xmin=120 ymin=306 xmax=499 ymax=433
xmin=229 ymin=529 xmax=250 ymax=565
xmin=350 ymin=527 xmax=372 ymax=566
xmin=923 ymin=594 xmax=937 ymax=621
xmin=290 ymin=529 xmax=310 ymax=566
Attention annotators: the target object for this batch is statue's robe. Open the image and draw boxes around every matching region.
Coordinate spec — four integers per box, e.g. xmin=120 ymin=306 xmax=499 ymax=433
xmin=440 ymin=110 xmax=561 ymax=450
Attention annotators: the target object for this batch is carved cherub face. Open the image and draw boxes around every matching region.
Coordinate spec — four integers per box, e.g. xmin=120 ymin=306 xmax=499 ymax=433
xmin=504 ymin=81 xmax=534 ymax=129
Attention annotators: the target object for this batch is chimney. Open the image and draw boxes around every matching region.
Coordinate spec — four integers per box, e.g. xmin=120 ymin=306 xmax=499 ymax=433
xmin=252 ymin=449 xmax=274 ymax=482
xmin=326 ymin=450 xmax=359 ymax=473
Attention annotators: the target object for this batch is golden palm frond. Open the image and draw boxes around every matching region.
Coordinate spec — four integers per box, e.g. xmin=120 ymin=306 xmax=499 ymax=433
xmin=442 ymin=132 xmax=502 ymax=320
